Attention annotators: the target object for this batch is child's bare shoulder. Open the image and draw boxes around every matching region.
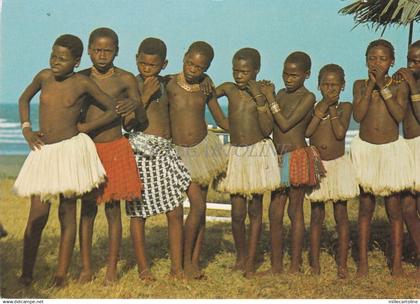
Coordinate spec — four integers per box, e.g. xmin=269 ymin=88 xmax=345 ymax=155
xmin=339 ymin=101 xmax=353 ymax=109
xmin=304 ymin=90 xmax=316 ymax=100
xmin=219 ymin=82 xmax=236 ymax=91
xmin=114 ymin=67 xmax=137 ymax=82
xmin=73 ymin=72 xmax=90 ymax=83
xmin=72 ymin=73 xmax=96 ymax=89
xmin=163 ymin=74 xmax=177 ymax=87
xmin=36 ymin=69 xmax=53 ymax=81
xmin=338 ymin=102 xmax=353 ymax=114
xmin=353 ymin=79 xmax=366 ymax=89
xmin=77 ymin=68 xmax=91 ymax=77
xmin=276 ymin=88 xmax=287 ymax=98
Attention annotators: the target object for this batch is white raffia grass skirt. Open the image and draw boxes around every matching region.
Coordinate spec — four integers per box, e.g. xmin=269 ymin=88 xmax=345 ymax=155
xmin=406 ymin=136 xmax=420 ymax=192
xmin=215 ymin=139 xmax=281 ymax=196
xmin=307 ymin=154 xmax=359 ymax=202
xmin=13 ymin=133 xmax=106 ymax=200
xmin=350 ymin=135 xmax=414 ymax=196
xmin=174 ymin=131 xmax=227 ymax=186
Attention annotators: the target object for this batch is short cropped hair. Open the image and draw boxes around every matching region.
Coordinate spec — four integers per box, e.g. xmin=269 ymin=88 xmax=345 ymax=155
xmin=186 ymin=41 xmax=214 ymax=64
xmin=318 ymin=64 xmax=345 ymax=86
xmin=53 ymin=34 xmax=83 ymax=59
xmin=233 ymin=48 xmax=261 ymax=70
xmin=137 ymin=37 xmax=167 ymax=61
xmin=285 ymin=51 xmax=311 ymax=71
xmin=88 ymin=27 xmax=119 ymax=48
xmin=365 ymin=39 xmax=394 ymax=59
xmin=410 ymin=40 xmax=420 ymax=49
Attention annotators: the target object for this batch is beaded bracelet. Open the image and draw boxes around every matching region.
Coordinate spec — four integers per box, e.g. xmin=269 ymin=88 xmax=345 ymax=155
xmin=269 ymin=102 xmax=281 ymax=114
xmin=411 ymin=93 xmax=420 ymax=102
xmin=380 ymin=87 xmax=393 ymax=100
xmin=21 ymin=121 xmax=31 ymax=130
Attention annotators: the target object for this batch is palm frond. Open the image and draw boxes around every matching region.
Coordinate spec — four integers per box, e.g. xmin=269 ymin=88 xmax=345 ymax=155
xmin=339 ymin=0 xmax=420 ymax=31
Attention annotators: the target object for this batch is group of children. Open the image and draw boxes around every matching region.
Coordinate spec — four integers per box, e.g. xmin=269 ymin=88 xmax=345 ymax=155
xmin=11 ymin=27 xmax=420 ymax=287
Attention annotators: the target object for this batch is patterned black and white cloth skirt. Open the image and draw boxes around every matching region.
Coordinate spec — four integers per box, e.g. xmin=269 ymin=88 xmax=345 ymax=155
xmin=126 ymin=132 xmax=191 ymax=218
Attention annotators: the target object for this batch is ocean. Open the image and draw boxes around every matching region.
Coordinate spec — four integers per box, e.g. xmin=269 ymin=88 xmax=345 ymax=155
xmin=0 ymin=103 xmax=40 ymax=155
xmin=0 ymin=103 xmax=359 ymax=155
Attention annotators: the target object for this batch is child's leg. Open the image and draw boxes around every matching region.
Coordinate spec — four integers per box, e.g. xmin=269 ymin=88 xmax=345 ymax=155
xmin=357 ymin=190 xmax=375 ymax=277
xmin=417 ymin=193 xmax=420 ymax=276
xmin=130 ymin=215 xmax=154 ymax=280
xmin=267 ymin=190 xmax=287 ymax=274
xmin=166 ymin=205 xmax=184 ymax=277
xmin=384 ymin=194 xmax=404 ymax=276
xmin=20 ymin=195 xmax=51 ymax=285
xmin=333 ymin=200 xmax=349 ymax=279
xmin=191 ymin=186 xmax=208 ymax=270
xmin=54 ymin=196 xmax=77 ymax=286
xmin=104 ymin=201 xmax=122 ymax=284
xmin=78 ymin=198 xmax=97 ymax=283
xmin=184 ymin=182 xmax=206 ymax=279
xmin=231 ymin=195 xmax=247 ymax=270
xmin=309 ymin=202 xmax=325 ymax=275
xmin=401 ymin=192 xmax=420 ymax=275
xmin=244 ymin=194 xmax=263 ymax=277
xmin=287 ymin=186 xmax=306 ymax=273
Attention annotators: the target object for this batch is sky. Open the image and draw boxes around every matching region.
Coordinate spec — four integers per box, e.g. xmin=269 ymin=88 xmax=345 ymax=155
xmin=0 ymin=0 xmax=417 ymax=105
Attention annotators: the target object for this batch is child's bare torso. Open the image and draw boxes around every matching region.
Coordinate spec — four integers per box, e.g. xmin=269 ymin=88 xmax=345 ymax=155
xmin=82 ymin=68 xmax=128 ymax=143
xmin=273 ymin=88 xmax=312 ymax=154
xmin=355 ymin=79 xmax=400 ymax=144
xmin=224 ymin=83 xmax=265 ymax=146
xmin=309 ymin=102 xmax=349 ymax=160
xmin=403 ymin=80 xmax=420 ymax=139
xmin=39 ymin=71 xmax=85 ymax=144
xmin=138 ymin=76 xmax=171 ymax=140
xmin=167 ymin=76 xmax=208 ymax=146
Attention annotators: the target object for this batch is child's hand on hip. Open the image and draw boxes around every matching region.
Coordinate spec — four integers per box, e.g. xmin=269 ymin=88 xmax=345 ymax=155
xmin=22 ymin=128 xmax=44 ymax=150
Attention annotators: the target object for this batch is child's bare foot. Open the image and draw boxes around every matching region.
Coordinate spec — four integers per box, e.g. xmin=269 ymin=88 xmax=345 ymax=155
xmin=18 ymin=275 xmax=33 ymax=287
xmin=391 ymin=264 xmax=404 ymax=277
xmin=243 ymin=270 xmax=257 ymax=279
xmin=138 ymin=269 xmax=156 ymax=282
xmin=231 ymin=260 xmax=246 ymax=272
xmin=78 ymin=271 xmax=93 ymax=284
xmin=288 ymin=265 xmax=301 ymax=274
xmin=169 ymin=270 xmax=185 ymax=280
xmin=243 ymin=260 xmax=256 ymax=279
xmin=356 ymin=263 xmax=368 ymax=277
xmin=337 ymin=267 xmax=349 ymax=279
xmin=184 ymin=264 xmax=205 ymax=280
xmin=52 ymin=276 xmax=66 ymax=288
xmin=310 ymin=264 xmax=321 ymax=275
xmin=256 ymin=268 xmax=283 ymax=277
xmin=104 ymin=269 xmax=118 ymax=286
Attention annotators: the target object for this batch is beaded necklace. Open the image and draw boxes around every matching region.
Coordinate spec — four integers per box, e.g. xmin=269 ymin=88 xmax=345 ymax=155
xmin=91 ymin=66 xmax=115 ymax=79
xmin=176 ymin=73 xmax=201 ymax=92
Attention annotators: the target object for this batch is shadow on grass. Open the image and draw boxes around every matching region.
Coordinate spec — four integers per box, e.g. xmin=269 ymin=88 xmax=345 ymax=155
xmin=1 ymin=236 xmax=56 ymax=298
xmin=120 ymin=223 xmax=172 ymax=272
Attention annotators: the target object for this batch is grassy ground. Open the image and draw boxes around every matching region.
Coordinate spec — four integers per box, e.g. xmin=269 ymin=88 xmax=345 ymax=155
xmin=0 ymin=156 xmax=419 ymax=299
